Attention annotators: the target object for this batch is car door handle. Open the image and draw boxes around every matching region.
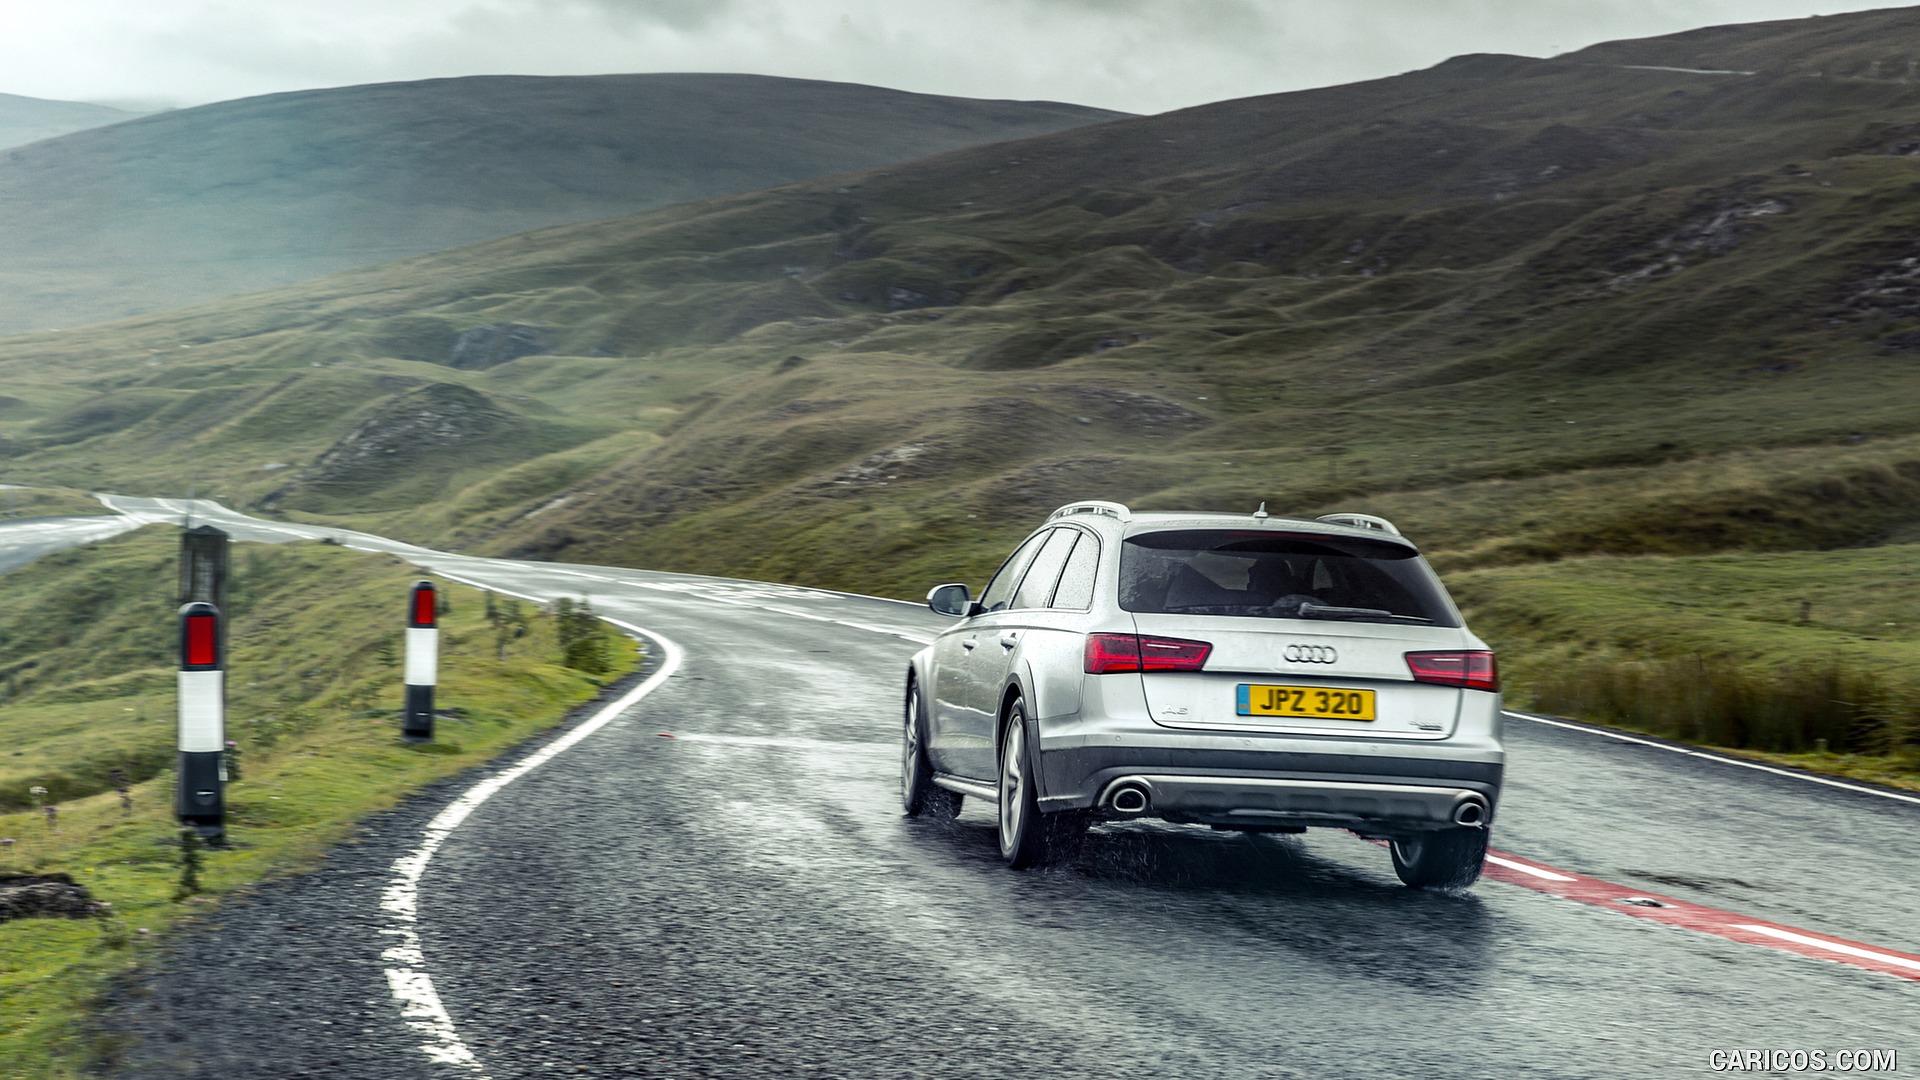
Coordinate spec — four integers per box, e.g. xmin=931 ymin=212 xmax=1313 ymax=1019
xmin=999 ymin=634 xmax=1019 ymax=649
xmin=961 ymin=638 xmax=977 ymax=651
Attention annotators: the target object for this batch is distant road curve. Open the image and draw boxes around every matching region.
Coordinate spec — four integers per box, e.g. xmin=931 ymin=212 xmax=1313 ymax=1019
xmin=0 ymin=513 xmax=143 ymax=573
xmin=1619 ymin=63 xmax=1757 ymax=75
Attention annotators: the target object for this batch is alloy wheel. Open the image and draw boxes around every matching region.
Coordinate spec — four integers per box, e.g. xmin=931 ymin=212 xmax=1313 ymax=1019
xmin=901 ymin=692 xmax=920 ymax=805
xmin=999 ymin=717 xmax=1023 ymax=851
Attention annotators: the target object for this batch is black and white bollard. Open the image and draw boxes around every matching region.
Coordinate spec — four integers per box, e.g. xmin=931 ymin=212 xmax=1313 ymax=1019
xmin=402 ymin=580 xmax=438 ymax=742
xmin=175 ymin=602 xmax=226 ymax=842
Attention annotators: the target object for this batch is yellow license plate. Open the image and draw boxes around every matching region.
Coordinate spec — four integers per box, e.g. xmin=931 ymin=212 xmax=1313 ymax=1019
xmin=1237 ymin=684 xmax=1376 ymax=721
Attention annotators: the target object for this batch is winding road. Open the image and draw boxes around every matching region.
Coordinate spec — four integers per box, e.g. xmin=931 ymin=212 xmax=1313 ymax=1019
xmin=12 ymin=498 xmax=1919 ymax=1078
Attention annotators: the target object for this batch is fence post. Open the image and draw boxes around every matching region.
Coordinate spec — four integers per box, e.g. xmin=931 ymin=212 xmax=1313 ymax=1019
xmin=176 ymin=602 xmax=225 ymax=843
xmin=403 ymin=581 xmax=438 ymax=741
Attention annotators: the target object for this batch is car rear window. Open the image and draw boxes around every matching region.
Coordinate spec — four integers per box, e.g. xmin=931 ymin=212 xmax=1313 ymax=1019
xmin=1118 ymin=529 xmax=1461 ymax=627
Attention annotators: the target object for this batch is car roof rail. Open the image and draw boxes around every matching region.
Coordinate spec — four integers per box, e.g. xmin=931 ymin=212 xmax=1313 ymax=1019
xmin=1049 ymin=500 xmax=1132 ymax=523
xmin=1315 ymin=512 xmax=1402 ymax=536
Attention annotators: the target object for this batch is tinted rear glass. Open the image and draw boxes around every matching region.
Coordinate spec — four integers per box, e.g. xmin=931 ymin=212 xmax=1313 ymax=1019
xmin=1119 ymin=529 xmax=1460 ymax=627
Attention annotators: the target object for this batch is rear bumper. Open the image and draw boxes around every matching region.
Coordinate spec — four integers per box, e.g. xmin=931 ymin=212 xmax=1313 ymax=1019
xmin=1034 ymin=725 xmax=1504 ymax=831
xmin=1094 ymin=773 xmax=1494 ymax=832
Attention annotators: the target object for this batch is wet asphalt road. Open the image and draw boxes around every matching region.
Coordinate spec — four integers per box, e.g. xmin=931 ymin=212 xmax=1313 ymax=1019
xmin=35 ymin=498 xmax=1920 ymax=1076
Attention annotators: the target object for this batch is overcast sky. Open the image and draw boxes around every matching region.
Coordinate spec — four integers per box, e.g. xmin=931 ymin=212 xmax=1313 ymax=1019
xmin=1 ymin=0 xmax=1904 ymax=114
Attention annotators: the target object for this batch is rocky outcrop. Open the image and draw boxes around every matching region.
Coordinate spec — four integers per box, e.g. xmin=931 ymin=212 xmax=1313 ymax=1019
xmin=1839 ymin=250 xmax=1920 ymax=322
xmin=1609 ymin=197 xmax=1790 ymax=288
xmin=263 ymin=383 xmax=517 ymax=506
xmin=0 ymin=873 xmax=105 ymax=922
xmin=448 ymin=323 xmax=552 ymax=369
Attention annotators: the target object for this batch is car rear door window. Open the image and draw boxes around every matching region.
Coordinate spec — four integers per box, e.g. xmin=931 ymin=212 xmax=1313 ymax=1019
xmin=1050 ymin=532 xmax=1099 ymax=610
xmin=978 ymin=530 xmax=1051 ymax=613
xmin=1118 ymin=529 xmax=1460 ymax=626
xmin=1012 ymin=528 xmax=1078 ymax=610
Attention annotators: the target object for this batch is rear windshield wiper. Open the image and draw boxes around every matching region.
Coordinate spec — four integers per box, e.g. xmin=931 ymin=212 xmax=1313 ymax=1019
xmin=1297 ymin=602 xmax=1433 ymax=624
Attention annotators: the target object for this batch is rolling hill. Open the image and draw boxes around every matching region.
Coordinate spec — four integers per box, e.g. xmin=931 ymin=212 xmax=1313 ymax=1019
xmin=0 ymin=74 xmax=1122 ymax=333
xmin=0 ymin=92 xmax=139 ymax=151
xmin=3 ymin=8 xmax=1920 ymax=759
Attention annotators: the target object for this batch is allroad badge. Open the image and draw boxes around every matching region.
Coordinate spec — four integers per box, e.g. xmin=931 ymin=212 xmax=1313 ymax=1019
xmin=1283 ymin=644 xmax=1338 ymax=664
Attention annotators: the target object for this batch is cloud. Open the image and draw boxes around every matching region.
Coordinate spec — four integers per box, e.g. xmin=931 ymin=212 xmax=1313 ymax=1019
xmin=548 ymin=0 xmax=741 ymax=33
xmin=0 ymin=0 xmax=1903 ymax=114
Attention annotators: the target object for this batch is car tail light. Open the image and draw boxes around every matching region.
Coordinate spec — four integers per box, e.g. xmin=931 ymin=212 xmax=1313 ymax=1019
xmin=1084 ymin=633 xmax=1212 ymax=674
xmin=1405 ymin=650 xmax=1498 ymax=692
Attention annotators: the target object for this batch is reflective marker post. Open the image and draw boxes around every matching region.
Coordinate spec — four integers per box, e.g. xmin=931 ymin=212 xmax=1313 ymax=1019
xmin=403 ymin=581 xmax=438 ymax=742
xmin=178 ymin=524 xmax=229 ymax=648
xmin=176 ymin=602 xmax=226 ymax=842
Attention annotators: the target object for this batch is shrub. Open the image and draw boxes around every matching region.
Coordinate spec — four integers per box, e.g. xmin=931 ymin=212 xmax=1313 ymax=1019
xmin=552 ymin=597 xmax=611 ymax=675
xmin=1531 ymin=655 xmax=1919 ymax=757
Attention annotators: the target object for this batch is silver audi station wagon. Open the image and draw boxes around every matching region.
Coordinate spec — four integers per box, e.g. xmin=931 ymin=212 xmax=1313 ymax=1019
xmin=902 ymin=501 xmax=1506 ymax=888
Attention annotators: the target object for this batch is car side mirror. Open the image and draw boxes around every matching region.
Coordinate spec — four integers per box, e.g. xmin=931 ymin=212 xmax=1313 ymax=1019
xmin=927 ymin=583 xmax=973 ymax=618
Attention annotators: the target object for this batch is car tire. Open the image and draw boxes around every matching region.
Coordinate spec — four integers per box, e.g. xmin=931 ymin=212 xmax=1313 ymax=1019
xmin=901 ymin=679 xmax=961 ymax=819
xmin=997 ymin=699 xmax=1084 ymax=868
xmin=1389 ymin=827 xmax=1488 ymax=889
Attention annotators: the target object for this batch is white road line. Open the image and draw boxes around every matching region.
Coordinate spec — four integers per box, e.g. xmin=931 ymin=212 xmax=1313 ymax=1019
xmin=670 ymin=733 xmax=888 ymax=752
xmin=755 ymin=602 xmax=934 ymax=644
xmin=1484 ymin=854 xmax=1577 ymax=882
xmin=430 ymin=571 xmax=548 ymax=606
xmin=378 ymin=619 xmax=684 ymax=1076
xmin=236 ymin=520 xmax=312 ymax=539
xmin=1732 ymin=924 xmax=1920 ymax=974
xmin=1504 ymin=710 xmax=1920 ymax=808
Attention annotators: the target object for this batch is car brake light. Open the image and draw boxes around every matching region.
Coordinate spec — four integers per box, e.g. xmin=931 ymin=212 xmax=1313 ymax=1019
xmin=1405 ymin=650 xmax=1498 ymax=692
xmin=1085 ymin=633 xmax=1212 ymax=674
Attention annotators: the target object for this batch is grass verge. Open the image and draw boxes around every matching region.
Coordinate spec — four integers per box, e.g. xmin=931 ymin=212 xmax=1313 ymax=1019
xmin=0 ymin=527 xmax=638 ymax=1079
xmin=0 ymin=486 xmax=107 ymax=521
xmin=1455 ymin=546 xmax=1920 ymax=788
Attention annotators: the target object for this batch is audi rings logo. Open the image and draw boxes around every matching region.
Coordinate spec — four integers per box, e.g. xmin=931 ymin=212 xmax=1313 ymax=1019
xmin=1283 ymin=644 xmax=1338 ymax=664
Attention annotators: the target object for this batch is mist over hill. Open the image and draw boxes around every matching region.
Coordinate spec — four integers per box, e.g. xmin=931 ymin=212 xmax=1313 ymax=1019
xmin=0 ymin=73 xmax=1122 ymax=333
xmin=0 ymin=92 xmax=140 ymax=151
xmin=4 ymin=7 xmax=1920 ymax=630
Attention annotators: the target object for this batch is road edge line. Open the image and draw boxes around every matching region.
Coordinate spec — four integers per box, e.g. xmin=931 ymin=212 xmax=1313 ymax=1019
xmin=1503 ymin=709 xmax=1920 ymax=807
xmin=375 ymin=613 xmax=684 ymax=1076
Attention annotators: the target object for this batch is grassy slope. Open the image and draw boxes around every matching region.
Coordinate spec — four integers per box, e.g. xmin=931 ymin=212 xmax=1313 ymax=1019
xmin=0 ymin=529 xmax=638 ymax=1078
xmin=0 ymin=74 xmax=1121 ymax=333
xmin=0 ymin=13 xmax=1916 ymax=773
xmin=1455 ymin=545 xmax=1920 ymax=788
xmin=0 ymin=485 xmax=106 ymax=520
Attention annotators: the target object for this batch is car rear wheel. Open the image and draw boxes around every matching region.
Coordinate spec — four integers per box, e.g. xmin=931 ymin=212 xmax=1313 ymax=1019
xmin=901 ymin=680 xmax=961 ymax=818
xmin=1389 ymin=827 xmax=1488 ymax=889
xmin=997 ymin=699 xmax=1084 ymax=868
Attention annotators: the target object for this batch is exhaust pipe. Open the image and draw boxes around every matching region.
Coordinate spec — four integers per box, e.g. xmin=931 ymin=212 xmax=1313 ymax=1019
xmin=1451 ymin=796 xmax=1489 ymax=829
xmin=1106 ymin=782 xmax=1150 ymax=816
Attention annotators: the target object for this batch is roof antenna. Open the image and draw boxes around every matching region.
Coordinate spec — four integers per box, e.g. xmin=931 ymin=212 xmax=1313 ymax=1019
xmin=1253 ymin=501 xmax=1269 ymax=520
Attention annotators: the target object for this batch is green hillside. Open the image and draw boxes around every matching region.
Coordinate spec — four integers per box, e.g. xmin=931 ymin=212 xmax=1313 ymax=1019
xmin=1 ymin=10 xmax=1917 ymax=770
xmin=0 ymin=73 xmax=1122 ymax=333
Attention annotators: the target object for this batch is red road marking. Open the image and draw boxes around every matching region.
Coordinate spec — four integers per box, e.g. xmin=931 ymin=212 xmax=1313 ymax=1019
xmin=1479 ymin=847 xmax=1920 ymax=983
